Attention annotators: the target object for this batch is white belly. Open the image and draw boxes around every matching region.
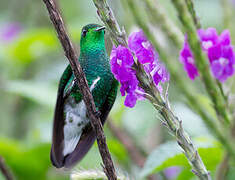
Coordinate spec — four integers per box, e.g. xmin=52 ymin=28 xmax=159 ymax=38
xmin=62 ymin=76 xmax=100 ymax=156
xmin=63 ymin=98 xmax=89 ymax=156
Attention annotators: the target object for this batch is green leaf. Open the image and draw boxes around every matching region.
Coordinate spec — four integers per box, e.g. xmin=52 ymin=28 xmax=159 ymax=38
xmin=172 ymin=103 xmax=210 ymax=137
xmin=176 ymin=168 xmax=194 ymax=180
xmin=0 ymin=138 xmax=51 ymax=180
xmin=139 ymin=138 xmax=223 ymax=178
xmin=5 ymin=29 xmax=58 ymax=64
xmin=107 ymin=138 xmax=129 ymax=164
xmin=140 ymin=141 xmax=185 ymax=178
xmin=3 ymin=28 xmax=81 ymax=66
xmin=227 ymin=166 xmax=235 ymax=180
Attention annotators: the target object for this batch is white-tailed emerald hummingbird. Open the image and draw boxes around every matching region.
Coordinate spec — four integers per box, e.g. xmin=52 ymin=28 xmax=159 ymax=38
xmin=51 ymin=24 xmax=118 ymax=168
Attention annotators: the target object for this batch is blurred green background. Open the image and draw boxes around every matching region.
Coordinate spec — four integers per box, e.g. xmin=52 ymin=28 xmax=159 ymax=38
xmin=0 ymin=0 xmax=234 ymax=179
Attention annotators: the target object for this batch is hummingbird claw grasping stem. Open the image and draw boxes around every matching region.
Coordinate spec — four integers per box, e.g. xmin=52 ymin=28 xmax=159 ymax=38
xmin=94 ymin=110 xmax=102 ymax=118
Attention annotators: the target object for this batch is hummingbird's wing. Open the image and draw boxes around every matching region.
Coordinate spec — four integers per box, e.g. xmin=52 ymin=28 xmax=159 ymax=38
xmin=62 ymin=79 xmax=118 ymax=168
xmin=50 ymin=65 xmax=73 ymax=168
xmin=98 ymin=79 xmax=118 ymax=121
xmin=51 ymin=64 xmax=118 ymax=168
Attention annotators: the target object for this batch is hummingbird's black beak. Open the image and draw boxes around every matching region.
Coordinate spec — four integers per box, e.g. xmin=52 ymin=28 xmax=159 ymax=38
xmin=95 ymin=26 xmax=106 ymax=32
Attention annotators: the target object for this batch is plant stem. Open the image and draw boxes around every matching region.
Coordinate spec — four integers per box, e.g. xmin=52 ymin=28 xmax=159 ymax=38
xmin=186 ymin=99 xmax=235 ymax=159
xmin=216 ymin=80 xmax=228 ymax=103
xmin=134 ymin=63 xmax=211 ymax=180
xmin=186 ymin=0 xmax=229 ymax=104
xmin=143 ymin=0 xmax=183 ymax=49
xmin=185 ymin=0 xmax=201 ymax=29
xmin=92 ymin=0 xmax=211 ymax=179
xmin=171 ymin=0 xmax=231 ymax=126
xmin=124 ymin=0 xmax=168 ymax=62
xmin=124 ymin=0 xmax=235 ymax=162
xmin=42 ymin=0 xmax=117 ymax=179
xmin=0 ymin=156 xmax=14 ymax=180
xmin=216 ymin=153 xmax=229 ymax=180
xmin=107 ymin=120 xmax=146 ymax=167
xmin=93 ymin=0 xmax=128 ymax=47
xmin=221 ymin=0 xmax=232 ymax=29
xmin=107 ymin=120 xmax=159 ymax=180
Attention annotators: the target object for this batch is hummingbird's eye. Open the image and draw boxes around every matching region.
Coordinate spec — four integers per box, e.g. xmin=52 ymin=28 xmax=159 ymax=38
xmin=82 ymin=29 xmax=88 ymax=37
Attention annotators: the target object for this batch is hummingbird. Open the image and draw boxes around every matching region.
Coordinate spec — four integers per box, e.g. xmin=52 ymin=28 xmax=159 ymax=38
xmin=50 ymin=24 xmax=118 ymax=168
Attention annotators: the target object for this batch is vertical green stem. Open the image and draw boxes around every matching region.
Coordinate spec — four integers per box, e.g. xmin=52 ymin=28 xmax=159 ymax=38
xmin=216 ymin=153 xmax=230 ymax=180
xmin=134 ymin=64 xmax=211 ymax=180
xmin=124 ymin=0 xmax=167 ymax=61
xmin=143 ymin=0 xmax=183 ymax=48
xmin=216 ymin=80 xmax=228 ymax=103
xmin=184 ymin=0 xmax=229 ymax=112
xmin=93 ymin=0 xmax=211 ymax=179
xmin=221 ymin=0 xmax=232 ymax=29
xmin=171 ymin=0 xmax=231 ymax=126
xmin=185 ymin=0 xmax=201 ymax=28
xmin=124 ymin=0 xmax=235 ymax=159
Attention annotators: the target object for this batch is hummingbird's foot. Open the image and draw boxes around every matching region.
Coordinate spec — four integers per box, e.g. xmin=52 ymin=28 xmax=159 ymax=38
xmin=94 ymin=110 xmax=101 ymax=118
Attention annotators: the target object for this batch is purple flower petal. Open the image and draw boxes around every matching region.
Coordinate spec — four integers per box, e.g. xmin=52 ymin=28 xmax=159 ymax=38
xmin=110 ymin=45 xmax=143 ymax=108
xmin=153 ymin=70 xmax=162 ymax=86
xmin=179 ymin=39 xmax=199 ymax=80
xmin=111 ymin=29 xmax=170 ymax=108
xmin=198 ymin=28 xmax=218 ymax=42
xmin=124 ymin=92 xmax=138 ymax=108
xmin=135 ymin=47 xmax=154 ymax=64
xmin=128 ymin=30 xmax=147 ymax=51
xmin=128 ymin=30 xmax=169 ymax=86
xmin=128 ymin=30 xmax=155 ymax=64
xmin=218 ymin=30 xmax=231 ymax=46
xmin=221 ymin=45 xmax=233 ymax=59
xmin=208 ymin=43 xmax=222 ymax=62
xmin=180 ymin=28 xmax=235 ymax=83
xmin=198 ymin=28 xmax=218 ymax=51
xmin=211 ymin=61 xmax=224 ymax=81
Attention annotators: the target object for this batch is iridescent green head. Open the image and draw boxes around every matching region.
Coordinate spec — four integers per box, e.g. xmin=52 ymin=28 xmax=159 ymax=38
xmin=80 ymin=24 xmax=106 ymax=54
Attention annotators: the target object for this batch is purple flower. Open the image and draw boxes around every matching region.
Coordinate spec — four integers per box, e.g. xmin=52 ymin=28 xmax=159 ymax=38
xmin=110 ymin=45 xmax=140 ymax=107
xmin=0 ymin=22 xmax=22 ymax=42
xmin=150 ymin=61 xmax=170 ymax=92
xmin=218 ymin=30 xmax=231 ymax=46
xmin=208 ymin=43 xmax=234 ymax=82
xmin=110 ymin=46 xmax=134 ymax=81
xmin=128 ymin=30 xmax=155 ymax=64
xmin=180 ymin=28 xmax=235 ymax=82
xmin=110 ymin=30 xmax=169 ymax=108
xmin=128 ymin=30 xmax=169 ymax=90
xmin=198 ymin=28 xmax=218 ymax=50
xmin=180 ymin=38 xmax=199 ymax=80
